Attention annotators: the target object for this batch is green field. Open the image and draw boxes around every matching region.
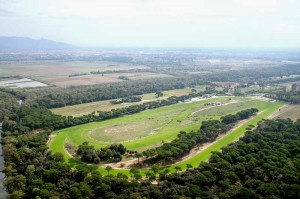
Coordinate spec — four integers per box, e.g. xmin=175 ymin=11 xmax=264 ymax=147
xmin=51 ymin=86 xmax=206 ymax=116
xmin=49 ymin=97 xmax=284 ymax=175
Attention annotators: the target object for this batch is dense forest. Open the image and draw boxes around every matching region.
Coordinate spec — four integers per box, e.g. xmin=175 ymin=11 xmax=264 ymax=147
xmin=77 ymin=142 xmax=126 ymax=163
xmin=0 ymin=89 xmax=20 ymax=119
xmin=32 ymin=78 xmax=193 ymax=108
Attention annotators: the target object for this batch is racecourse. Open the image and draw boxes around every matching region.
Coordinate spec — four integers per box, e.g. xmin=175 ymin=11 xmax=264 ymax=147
xmin=49 ymin=96 xmax=284 ymax=175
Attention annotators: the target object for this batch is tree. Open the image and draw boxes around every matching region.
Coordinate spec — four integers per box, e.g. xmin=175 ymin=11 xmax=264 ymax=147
xmin=135 ymin=153 xmax=143 ymax=164
xmin=5 ymin=175 xmax=26 ymax=193
xmin=159 ymin=168 xmax=171 ymax=180
xmin=105 ymin=166 xmax=112 ymax=175
xmin=186 ymin=164 xmax=193 ymax=170
xmin=69 ymin=187 xmax=82 ymax=199
xmin=130 ymin=167 xmax=140 ymax=178
xmin=52 ymin=152 xmax=64 ymax=162
xmin=134 ymin=173 xmax=142 ymax=181
xmin=10 ymin=190 xmax=25 ymax=199
xmin=256 ymin=183 xmax=279 ymax=197
xmin=146 ymin=172 xmax=156 ymax=182
xmin=155 ymin=91 xmax=163 ymax=98
xmin=175 ymin=166 xmax=182 ymax=173
xmin=187 ymin=184 xmax=201 ymax=198
xmin=151 ymin=166 xmax=160 ymax=176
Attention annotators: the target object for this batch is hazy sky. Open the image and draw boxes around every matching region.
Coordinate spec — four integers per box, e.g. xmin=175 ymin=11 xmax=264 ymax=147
xmin=1 ymin=0 xmax=300 ymax=48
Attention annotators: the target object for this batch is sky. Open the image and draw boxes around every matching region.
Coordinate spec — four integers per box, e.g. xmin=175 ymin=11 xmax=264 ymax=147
xmin=0 ymin=0 xmax=300 ymax=48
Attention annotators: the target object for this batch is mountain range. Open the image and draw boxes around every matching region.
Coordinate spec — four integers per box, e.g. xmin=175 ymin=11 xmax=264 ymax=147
xmin=0 ymin=36 xmax=74 ymax=51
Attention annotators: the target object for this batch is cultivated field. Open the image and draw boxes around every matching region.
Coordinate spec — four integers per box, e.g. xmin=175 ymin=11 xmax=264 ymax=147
xmin=49 ymin=97 xmax=284 ymax=174
xmin=51 ymin=86 xmax=206 ymax=116
xmin=0 ymin=61 xmax=162 ymax=87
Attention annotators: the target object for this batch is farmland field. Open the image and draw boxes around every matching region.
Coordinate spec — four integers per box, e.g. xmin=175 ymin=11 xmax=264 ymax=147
xmin=49 ymin=97 xmax=284 ymax=174
xmin=51 ymin=85 xmax=206 ymax=116
xmin=0 ymin=61 xmax=162 ymax=87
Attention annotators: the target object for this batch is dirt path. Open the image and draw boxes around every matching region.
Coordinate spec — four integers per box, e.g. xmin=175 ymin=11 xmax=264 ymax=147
xmin=102 ymin=157 xmax=144 ymax=170
xmin=46 ymin=134 xmax=57 ymax=146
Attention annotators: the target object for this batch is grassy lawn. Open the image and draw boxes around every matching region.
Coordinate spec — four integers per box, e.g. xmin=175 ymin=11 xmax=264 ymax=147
xmin=49 ymin=97 xmax=284 ymax=175
xmin=51 ymin=85 xmax=206 ymax=116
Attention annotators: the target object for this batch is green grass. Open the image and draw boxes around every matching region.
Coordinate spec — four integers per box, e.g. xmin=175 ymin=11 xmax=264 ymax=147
xmin=51 ymin=97 xmax=239 ymax=150
xmin=49 ymin=97 xmax=284 ymax=175
xmin=89 ymin=121 xmax=169 ymax=142
xmin=193 ymin=100 xmax=259 ymax=117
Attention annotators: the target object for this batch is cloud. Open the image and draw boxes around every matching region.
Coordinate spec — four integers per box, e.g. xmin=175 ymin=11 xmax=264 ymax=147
xmin=0 ymin=0 xmax=299 ymax=48
xmin=0 ymin=8 xmax=13 ymax=15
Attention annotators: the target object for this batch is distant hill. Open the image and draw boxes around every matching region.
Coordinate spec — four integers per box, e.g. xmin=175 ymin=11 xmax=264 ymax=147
xmin=0 ymin=36 xmax=75 ymax=51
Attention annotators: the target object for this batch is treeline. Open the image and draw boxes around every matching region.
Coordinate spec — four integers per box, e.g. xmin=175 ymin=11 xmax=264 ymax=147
xmin=267 ymin=75 xmax=300 ymax=84
xmin=0 ymin=89 xmax=20 ymax=120
xmin=90 ymin=68 xmax=153 ymax=74
xmin=110 ymin=96 xmax=142 ymax=104
xmin=142 ymin=108 xmax=259 ymax=164
xmin=198 ymin=64 xmax=300 ymax=84
xmin=77 ymin=142 xmax=126 ymax=163
xmin=268 ymin=88 xmax=300 ymax=104
xmin=33 ymin=78 xmax=196 ymax=108
xmin=221 ymin=108 xmax=259 ymax=124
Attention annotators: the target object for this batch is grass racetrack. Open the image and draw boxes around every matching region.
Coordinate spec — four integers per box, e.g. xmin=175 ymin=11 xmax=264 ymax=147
xmin=49 ymin=97 xmax=284 ymax=175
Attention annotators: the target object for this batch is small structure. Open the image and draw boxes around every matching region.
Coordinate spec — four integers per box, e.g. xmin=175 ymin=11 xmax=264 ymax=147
xmin=203 ymin=94 xmax=211 ymax=98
